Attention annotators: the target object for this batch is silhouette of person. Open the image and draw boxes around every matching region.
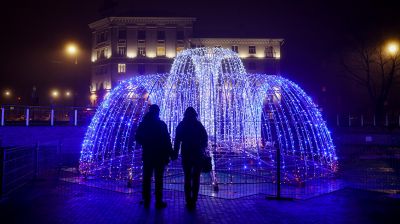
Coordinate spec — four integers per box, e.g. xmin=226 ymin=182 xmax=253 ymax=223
xmin=135 ymin=104 xmax=172 ymax=209
xmin=173 ymin=107 xmax=208 ymax=209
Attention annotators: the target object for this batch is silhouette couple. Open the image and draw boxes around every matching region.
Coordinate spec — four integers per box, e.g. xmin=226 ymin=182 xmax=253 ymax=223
xmin=135 ymin=104 xmax=208 ymax=209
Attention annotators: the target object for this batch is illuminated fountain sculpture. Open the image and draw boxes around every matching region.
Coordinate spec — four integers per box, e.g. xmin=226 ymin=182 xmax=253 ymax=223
xmin=80 ymin=48 xmax=337 ymax=186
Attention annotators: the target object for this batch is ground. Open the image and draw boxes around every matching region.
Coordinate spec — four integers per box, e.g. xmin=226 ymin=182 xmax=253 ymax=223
xmin=1 ymin=179 xmax=399 ymax=224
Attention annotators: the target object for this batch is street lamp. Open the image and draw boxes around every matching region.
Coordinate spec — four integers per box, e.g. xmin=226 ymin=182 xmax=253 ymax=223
xmin=65 ymin=91 xmax=71 ymax=97
xmin=65 ymin=43 xmax=79 ymax=64
xmin=51 ymin=90 xmax=59 ymax=98
xmin=386 ymin=41 xmax=399 ymax=56
xmin=4 ymin=90 xmax=11 ymax=97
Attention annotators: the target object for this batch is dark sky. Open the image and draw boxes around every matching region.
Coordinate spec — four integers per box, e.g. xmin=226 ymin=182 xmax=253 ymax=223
xmin=1 ymin=0 xmax=399 ymax=106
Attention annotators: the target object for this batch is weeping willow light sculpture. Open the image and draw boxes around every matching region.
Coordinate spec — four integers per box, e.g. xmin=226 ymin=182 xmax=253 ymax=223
xmin=80 ymin=48 xmax=337 ymax=184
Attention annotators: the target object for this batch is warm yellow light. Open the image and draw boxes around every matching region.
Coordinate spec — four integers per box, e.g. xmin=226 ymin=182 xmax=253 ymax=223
xmin=52 ymin=90 xmax=59 ymax=98
xmin=387 ymin=42 xmax=399 ymax=55
xmin=90 ymin=93 xmax=97 ymax=101
xmin=66 ymin=43 xmax=78 ymax=55
xmin=4 ymin=90 xmax=11 ymax=97
xmin=65 ymin=91 xmax=71 ymax=97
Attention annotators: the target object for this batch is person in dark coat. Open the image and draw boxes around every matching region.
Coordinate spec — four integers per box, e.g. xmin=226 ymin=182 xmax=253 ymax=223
xmin=173 ymin=107 xmax=208 ymax=209
xmin=135 ymin=104 xmax=172 ymax=209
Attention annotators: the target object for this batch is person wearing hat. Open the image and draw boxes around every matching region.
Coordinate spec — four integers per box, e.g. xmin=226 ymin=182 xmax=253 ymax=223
xmin=135 ymin=104 xmax=173 ymax=209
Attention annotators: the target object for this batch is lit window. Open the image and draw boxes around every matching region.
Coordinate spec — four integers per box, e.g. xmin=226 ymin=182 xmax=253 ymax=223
xmin=231 ymin=45 xmax=238 ymax=53
xmin=117 ymin=46 xmax=126 ymax=56
xmin=138 ymin=47 xmax=146 ymax=57
xmin=118 ymin=64 xmax=126 ymax=73
xmin=157 ymin=47 xmax=166 ymax=56
xmin=249 ymin=46 xmax=256 ymax=54
xmin=176 ymin=47 xmax=184 ymax=53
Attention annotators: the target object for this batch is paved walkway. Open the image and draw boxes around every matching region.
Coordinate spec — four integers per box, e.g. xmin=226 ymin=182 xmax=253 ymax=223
xmin=1 ymin=180 xmax=399 ymax=224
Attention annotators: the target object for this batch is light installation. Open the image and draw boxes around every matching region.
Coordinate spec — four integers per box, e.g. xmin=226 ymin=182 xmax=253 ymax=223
xmin=80 ymin=48 xmax=337 ymax=185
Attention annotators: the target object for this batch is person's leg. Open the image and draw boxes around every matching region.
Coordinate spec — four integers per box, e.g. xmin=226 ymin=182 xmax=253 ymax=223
xmin=154 ymin=165 xmax=165 ymax=205
xmin=192 ymin=164 xmax=202 ymax=204
xmin=142 ymin=162 xmax=153 ymax=206
xmin=182 ymin=161 xmax=193 ymax=204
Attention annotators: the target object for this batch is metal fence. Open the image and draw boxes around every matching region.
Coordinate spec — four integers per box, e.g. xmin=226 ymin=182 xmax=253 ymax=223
xmin=0 ymin=141 xmax=61 ymax=197
xmin=1 ymin=105 xmax=96 ymax=126
xmin=2 ymin=105 xmax=400 ymax=129
xmin=330 ymin=113 xmax=400 ymax=129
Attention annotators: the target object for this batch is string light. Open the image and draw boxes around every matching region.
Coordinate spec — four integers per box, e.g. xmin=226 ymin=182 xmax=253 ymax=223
xmin=79 ymin=47 xmax=337 ymax=184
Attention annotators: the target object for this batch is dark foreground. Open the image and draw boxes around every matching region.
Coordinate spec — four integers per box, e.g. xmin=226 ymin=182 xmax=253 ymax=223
xmin=1 ymin=179 xmax=399 ymax=224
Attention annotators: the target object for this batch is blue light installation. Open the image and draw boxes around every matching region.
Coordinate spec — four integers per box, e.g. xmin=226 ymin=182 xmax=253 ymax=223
xmin=80 ymin=48 xmax=337 ymax=184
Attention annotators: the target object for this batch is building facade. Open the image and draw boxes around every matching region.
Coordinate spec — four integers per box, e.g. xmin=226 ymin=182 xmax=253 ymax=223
xmin=89 ymin=17 xmax=283 ymax=105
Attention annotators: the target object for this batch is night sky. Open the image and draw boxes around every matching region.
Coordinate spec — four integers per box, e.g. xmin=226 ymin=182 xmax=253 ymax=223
xmin=1 ymin=0 xmax=399 ymax=107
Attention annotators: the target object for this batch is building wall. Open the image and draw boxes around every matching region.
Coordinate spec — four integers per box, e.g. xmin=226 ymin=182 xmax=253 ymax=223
xmin=89 ymin=17 xmax=283 ymax=105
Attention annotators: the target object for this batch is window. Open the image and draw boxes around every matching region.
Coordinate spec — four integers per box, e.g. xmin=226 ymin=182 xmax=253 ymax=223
xmin=138 ymin=47 xmax=146 ymax=57
xmin=157 ymin=31 xmax=165 ymax=42
xmin=118 ymin=64 xmax=126 ymax=73
xmin=157 ymin=65 xmax=165 ymax=73
xmin=249 ymin=46 xmax=256 ymax=54
xmin=177 ymin=31 xmax=184 ymax=40
xmin=248 ymin=62 xmax=256 ymax=70
xmin=265 ymin=46 xmax=274 ymax=58
xmin=118 ymin=30 xmax=127 ymax=39
xmin=117 ymin=46 xmax=126 ymax=56
xmin=98 ymin=48 xmax=108 ymax=59
xmin=157 ymin=47 xmax=165 ymax=56
xmin=138 ymin=64 xmax=145 ymax=75
xmin=176 ymin=47 xmax=184 ymax=53
xmin=96 ymin=31 xmax=108 ymax=43
xmin=231 ymin=45 xmax=238 ymax=53
xmin=138 ymin=30 xmax=146 ymax=41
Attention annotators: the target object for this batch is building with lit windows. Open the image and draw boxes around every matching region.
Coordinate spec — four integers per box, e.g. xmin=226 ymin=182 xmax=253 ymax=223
xmin=89 ymin=17 xmax=283 ymax=105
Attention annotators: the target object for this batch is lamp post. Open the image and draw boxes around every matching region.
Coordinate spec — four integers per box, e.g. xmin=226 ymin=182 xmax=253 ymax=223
xmin=65 ymin=43 xmax=79 ymax=64
xmin=386 ymin=41 xmax=399 ymax=56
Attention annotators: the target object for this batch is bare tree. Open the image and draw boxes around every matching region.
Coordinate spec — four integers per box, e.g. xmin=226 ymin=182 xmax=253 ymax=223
xmin=342 ymin=40 xmax=400 ymax=116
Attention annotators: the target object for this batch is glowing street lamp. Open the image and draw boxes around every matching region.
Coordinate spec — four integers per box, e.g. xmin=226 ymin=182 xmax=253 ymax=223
xmin=65 ymin=43 xmax=79 ymax=64
xmin=386 ymin=41 xmax=399 ymax=56
xmin=51 ymin=90 xmax=59 ymax=98
xmin=4 ymin=90 xmax=11 ymax=97
xmin=65 ymin=91 xmax=71 ymax=97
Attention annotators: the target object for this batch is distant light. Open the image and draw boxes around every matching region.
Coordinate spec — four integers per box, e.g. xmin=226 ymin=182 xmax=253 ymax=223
xmin=52 ymin=90 xmax=59 ymax=98
xmin=387 ymin=42 xmax=399 ymax=55
xmin=4 ymin=90 xmax=11 ymax=97
xmin=90 ymin=93 xmax=97 ymax=101
xmin=66 ymin=91 xmax=71 ymax=97
xmin=66 ymin=44 xmax=78 ymax=55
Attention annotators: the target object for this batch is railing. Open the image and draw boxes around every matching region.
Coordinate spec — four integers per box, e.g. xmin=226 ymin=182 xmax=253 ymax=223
xmin=326 ymin=113 xmax=400 ymax=129
xmin=1 ymin=105 xmax=399 ymax=129
xmin=0 ymin=105 xmax=97 ymax=127
xmin=0 ymin=141 xmax=62 ymax=197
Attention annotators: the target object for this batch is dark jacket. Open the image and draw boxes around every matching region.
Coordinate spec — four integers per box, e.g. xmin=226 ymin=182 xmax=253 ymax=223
xmin=174 ymin=117 xmax=208 ymax=162
xmin=135 ymin=114 xmax=173 ymax=165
